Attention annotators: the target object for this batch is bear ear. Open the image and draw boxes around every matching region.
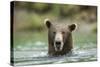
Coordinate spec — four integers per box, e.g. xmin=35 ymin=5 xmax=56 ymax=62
xmin=44 ymin=18 xmax=52 ymax=28
xmin=69 ymin=23 xmax=77 ymax=31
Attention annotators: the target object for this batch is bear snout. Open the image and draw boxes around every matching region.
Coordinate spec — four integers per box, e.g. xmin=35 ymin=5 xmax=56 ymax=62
xmin=55 ymin=41 xmax=61 ymax=49
xmin=54 ymin=41 xmax=64 ymax=51
xmin=55 ymin=41 xmax=61 ymax=45
xmin=55 ymin=41 xmax=61 ymax=51
xmin=54 ymin=32 xmax=64 ymax=51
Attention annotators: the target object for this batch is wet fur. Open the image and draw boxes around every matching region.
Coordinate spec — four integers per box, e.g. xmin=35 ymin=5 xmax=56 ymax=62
xmin=45 ymin=19 xmax=76 ymax=56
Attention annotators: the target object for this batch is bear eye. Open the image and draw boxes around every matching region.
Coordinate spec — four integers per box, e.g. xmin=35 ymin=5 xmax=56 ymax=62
xmin=53 ymin=32 xmax=56 ymax=34
xmin=62 ymin=31 xmax=65 ymax=34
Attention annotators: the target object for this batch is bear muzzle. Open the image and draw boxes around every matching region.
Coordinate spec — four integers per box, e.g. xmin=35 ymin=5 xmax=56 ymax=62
xmin=54 ymin=41 xmax=64 ymax=51
xmin=54 ymin=32 xmax=64 ymax=51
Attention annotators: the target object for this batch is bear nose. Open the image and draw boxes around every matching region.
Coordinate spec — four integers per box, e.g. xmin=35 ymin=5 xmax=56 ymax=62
xmin=55 ymin=41 xmax=61 ymax=45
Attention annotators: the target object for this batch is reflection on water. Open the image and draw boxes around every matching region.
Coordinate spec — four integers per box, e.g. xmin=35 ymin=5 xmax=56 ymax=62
xmin=13 ymin=32 xmax=97 ymax=66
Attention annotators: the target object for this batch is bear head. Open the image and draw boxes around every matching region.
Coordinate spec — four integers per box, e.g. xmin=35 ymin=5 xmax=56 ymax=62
xmin=45 ymin=19 xmax=77 ymax=56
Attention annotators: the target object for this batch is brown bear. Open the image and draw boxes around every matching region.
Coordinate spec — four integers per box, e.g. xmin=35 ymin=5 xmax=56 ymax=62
xmin=45 ymin=19 xmax=77 ymax=56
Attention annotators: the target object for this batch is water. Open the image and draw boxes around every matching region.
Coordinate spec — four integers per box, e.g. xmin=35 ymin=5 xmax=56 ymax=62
xmin=13 ymin=31 xmax=97 ymax=66
xmin=14 ymin=49 xmax=97 ymax=66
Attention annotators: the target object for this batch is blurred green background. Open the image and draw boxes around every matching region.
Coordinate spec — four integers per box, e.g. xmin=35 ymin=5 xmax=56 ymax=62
xmin=13 ymin=1 xmax=97 ymax=50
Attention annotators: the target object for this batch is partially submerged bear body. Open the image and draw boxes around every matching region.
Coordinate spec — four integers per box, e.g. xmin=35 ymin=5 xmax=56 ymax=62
xmin=45 ymin=19 xmax=77 ymax=56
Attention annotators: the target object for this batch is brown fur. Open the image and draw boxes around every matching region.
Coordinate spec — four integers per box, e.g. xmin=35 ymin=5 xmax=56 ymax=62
xmin=45 ymin=19 xmax=76 ymax=56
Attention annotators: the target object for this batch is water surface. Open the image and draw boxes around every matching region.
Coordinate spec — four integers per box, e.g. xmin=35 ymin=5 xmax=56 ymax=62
xmin=13 ymin=31 xmax=97 ymax=66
